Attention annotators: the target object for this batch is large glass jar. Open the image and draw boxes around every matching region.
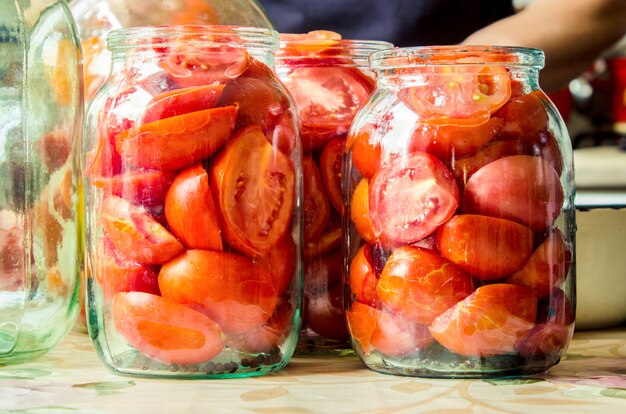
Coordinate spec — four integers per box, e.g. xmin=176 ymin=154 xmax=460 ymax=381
xmin=275 ymin=32 xmax=392 ymax=353
xmin=343 ymin=46 xmax=576 ymax=377
xmin=0 ymin=0 xmax=83 ymax=363
xmin=84 ymin=25 xmax=302 ymax=378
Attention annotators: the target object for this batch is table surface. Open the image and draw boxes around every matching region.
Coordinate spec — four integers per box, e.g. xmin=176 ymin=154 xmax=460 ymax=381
xmin=1 ymin=327 xmax=626 ymax=414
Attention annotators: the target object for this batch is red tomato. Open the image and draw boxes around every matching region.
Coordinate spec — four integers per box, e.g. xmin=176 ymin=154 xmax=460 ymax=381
xmin=101 ymin=195 xmax=184 ymax=265
xmin=158 ymin=250 xmax=279 ymax=334
xmin=282 ymin=66 xmax=374 ymax=151
xmin=161 ymin=43 xmax=250 ymax=88
xmin=404 ymin=66 xmax=511 ymax=126
xmin=95 ymin=237 xmax=160 ymax=299
xmin=436 ymin=214 xmax=534 ymax=280
xmin=91 ymin=170 xmax=176 ymax=208
xmin=349 ymin=244 xmax=379 ymax=306
xmin=210 ymin=125 xmax=295 ymax=257
xmin=537 ymin=288 xmax=575 ymax=326
xmin=347 ymin=302 xmax=433 ymax=357
xmin=116 ymin=105 xmax=237 ymax=171
xmin=350 ymin=178 xmax=376 ymax=242
xmin=377 ymin=246 xmax=474 ymax=324
xmin=256 ymin=236 xmax=297 ymax=296
xmin=320 ymin=138 xmax=345 ymax=213
xmin=429 ymin=284 xmax=537 ymax=357
xmin=515 ymin=323 xmax=573 ymax=360
xmin=507 ymin=229 xmax=567 ymax=299
xmin=141 ymin=84 xmax=225 ymax=124
xmin=303 ymin=213 xmax=341 ymax=258
xmin=463 ymin=155 xmax=564 ymax=232
xmin=349 ymin=127 xmax=381 ymax=179
xmin=112 ymin=291 xmax=225 ymax=364
xmin=369 ymin=152 xmax=459 ymax=244
xmin=302 ymin=156 xmax=330 ymax=242
xmin=496 ymin=91 xmax=550 ymax=146
xmin=305 ymin=283 xmax=349 ymax=341
xmin=164 ymin=164 xmax=223 ymax=251
xmin=409 ymin=117 xmax=503 ymax=162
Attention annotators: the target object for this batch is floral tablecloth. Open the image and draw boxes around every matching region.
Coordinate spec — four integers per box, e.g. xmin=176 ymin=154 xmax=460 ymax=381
xmin=1 ymin=327 xmax=625 ymax=413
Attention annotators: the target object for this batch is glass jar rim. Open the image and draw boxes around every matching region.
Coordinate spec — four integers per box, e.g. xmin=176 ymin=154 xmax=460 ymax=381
xmin=370 ymin=45 xmax=545 ymax=71
xmin=107 ymin=25 xmax=279 ymax=51
xmin=277 ymin=35 xmax=393 ymax=59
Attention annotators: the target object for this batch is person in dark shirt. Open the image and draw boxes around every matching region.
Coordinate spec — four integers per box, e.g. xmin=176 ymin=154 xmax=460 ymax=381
xmin=259 ymin=0 xmax=626 ymax=91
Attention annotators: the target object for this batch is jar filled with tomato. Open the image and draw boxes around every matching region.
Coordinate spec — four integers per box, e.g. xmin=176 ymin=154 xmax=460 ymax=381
xmin=274 ymin=31 xmax=392 ymax=352
xmin=84 ymin=25 xmax=302 ymax=378
xmin=343 ymin=46 xmax=575 ymax=377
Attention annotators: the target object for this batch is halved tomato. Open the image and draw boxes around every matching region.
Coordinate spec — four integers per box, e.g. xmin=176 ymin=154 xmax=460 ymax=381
xmin=91 ymin=170 xmax=176 ymax=208
xmin=256 ymin=235 xmax=297 ymax=296
xmin=369 ymin=152 xmax=459 ymax=244
xmin=377 ymin=246 xmax=475 ymax=325
xmin=429 ymin=284 xmax=537 ymax=358
xmin=404 ymin=65 xmax=511 ymax=126
xmin=141 ymin=84 xmax=225 ymax=124
xmin=112 ymin=291 xmax=225 ymax=364
xmin=116 ymin=105 xmax=237 ymax=170
xmin=282 ymin=66 xmax=374 ymax=151
xmin=436 ymin=214 xmax=534 ymax=280
xmin=320 ymin=138 xmax=344 ymax=213
xmin=279 ymin=30 xmax=343 ymax=56
xmin=302 ymin=156 xmax=330 ymax=242
xmin=495 ymin=91 xmax=550 ymax=146
xmin=164 ymin=164 xmax=223 ymax=251
xmin=349 ymin=178 xmax=376 ymax=242
xmin=158 ymin=250 xmax=278 ymax=334
xmin=349 ymin=126 xmax=381 ymax=179
xmin=210 ymin=125 xmax=295 ymax=257
xmin=101 ymin=195 xmax=184 ymax=265
xmin=347 ymin=302 xmax=434 ymax=357
xmin=349 ymin=244 xmax=379 ymax=307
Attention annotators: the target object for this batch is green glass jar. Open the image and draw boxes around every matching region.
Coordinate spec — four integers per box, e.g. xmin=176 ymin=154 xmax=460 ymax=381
xmin=83 ymin=25 xmax=302 ymax=378
xmin=0 ymin=0 xmax=83 ymax=363
xmin=343 ymin=46 xmax=576 ymax=377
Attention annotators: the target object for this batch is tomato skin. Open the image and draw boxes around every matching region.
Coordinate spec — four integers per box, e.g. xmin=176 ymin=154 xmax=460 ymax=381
xmin=141 ymin=84 xmax=225 ymax=124
xmin=320 ymin=138 xmax=344 ymax=213
xmin=256 ymin=235 xmax=297 ymax=296
xmin=302 ymin=156 xmax=330 ymax=243
xmin=349 ymin=127 xmax=381 ymax=179
xmin=210 ymin=125 xmax=296 ymax=257
xmin=369 ymin=151 xmax=460 ymax=244
xmin=349 ymin=244 xmax=379 ymax=307
xmin=507 ymin=229 xmax=567 ymax=299
xmin=347 ymin=302 xmax=434 ymax=357
xmin=164 ymin=164 xmax=223 ymax=251
xmin=463 ymin=155 xmax=564 ymax=232
xmin=92 ymin=170 xmax=176 ymax=208
xmin=101 ymin=195 xmax=184 ymax=265
xmin=496 ymin=91 xmax=550 ymax=146
xmin=429 ymin=284 xmax=537 ymax=357
xmin=116 ymin=105 xmax=238 ymax=171
xmin=158 ymin=250 xmax=279 ymax=335
xmin=305 ymin=283 xmax=350 ymax=341
xmin=350 ymin=178 xmax=376 ymax=242
xmin=377 ymin=246 xmax=475 ymax=325
xmin=112 ymin=292 xmax=225 ymax=364
xmin=436 ymin=214 xmax=534 ymax=280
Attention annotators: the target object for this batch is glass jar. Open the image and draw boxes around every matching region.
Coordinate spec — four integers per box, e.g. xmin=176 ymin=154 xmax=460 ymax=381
xmin=70 ymin=0 xmax=273 ymax=103
xmin=275 ymin=32 xmax=392 ymax=353
xmin=84 ymin=25 xmax=302 ymax=378
xmin=343 ymin=46 xmax=575 ymax=377
xmin=0 ymin=0 xmax=83 ymax=363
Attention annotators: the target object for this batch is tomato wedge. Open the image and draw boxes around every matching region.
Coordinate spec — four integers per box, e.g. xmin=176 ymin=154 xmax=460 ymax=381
xmin=141 ymin=84 xmax=225 ymax=124
xmin=210 ymin=125 xmax=295 ymax=257
xmin=320 ymin=138 xmax=344 ymax=213
xmin=350 ymin=178 xmax=376 ymax=242
xmin=164 ymin=164 xmax=223 ymax=251
xmin=91 ymin=170 xmax=176 ymax=208
xmin=112 ymin=292 xmax=225 ymax=364
xmin=302 ymin=156 xmax=330 ymax=242
xmin=349 ymin=244 xmax=379 ymax=307
xmin=369 ymin=152 xmax=459 ymax=244
xmin=116 ymin=105 xmax=237 ymax=170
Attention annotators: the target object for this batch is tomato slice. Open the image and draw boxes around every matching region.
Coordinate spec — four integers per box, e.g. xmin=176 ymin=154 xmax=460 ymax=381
xmin=377 ymin=246 xmax=475 ymax=325
xmin=116 ymin=105 xmax=237 ymax=170
xmin=158 ymin=250 xmax=279 ymax=334
xmin=164 ymin=164 xmax=223 ymax=251
xmin=350 ymin=178 xmax=376 ymax=242
xmin=349 ymin=126 xmax=381 ymax=179
xmin=436 ymin=214 xmax=534 ymax=280
xmin=210 ymin=125 xmax=295 ymax=257
xmin=282 ymin=66 xmax=374 ymax=151
xmin=112 ymin=292 xmax=225 ymax=364
xmin=101 ymin=195 xmax=184 ymax=265
xmin=320 ymin=138 xmax=344 ymax=213
xmin=91 ymin=170 xmax=176 ymax=208
xmin=302 ymin=156 xmax=330 ymax=242
xmin=141 ymin=84 xmax=225 ymax=124
xmin=369 ymin=152 xmax=460 ymax=244
xmin=347 ymin=302 xmax=434 ymax=357
xmin=279 ymin=30 xmax=343 ymax=56
xmin=349 ymin=244 xmax=379 ymax=307
xmin=429 ymin=284 xmax=537 ymax=358
xmin=404 ymin=65 xmax=511 ymax=126
xmin=161 ymin=43 xmax=250 ymax=88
